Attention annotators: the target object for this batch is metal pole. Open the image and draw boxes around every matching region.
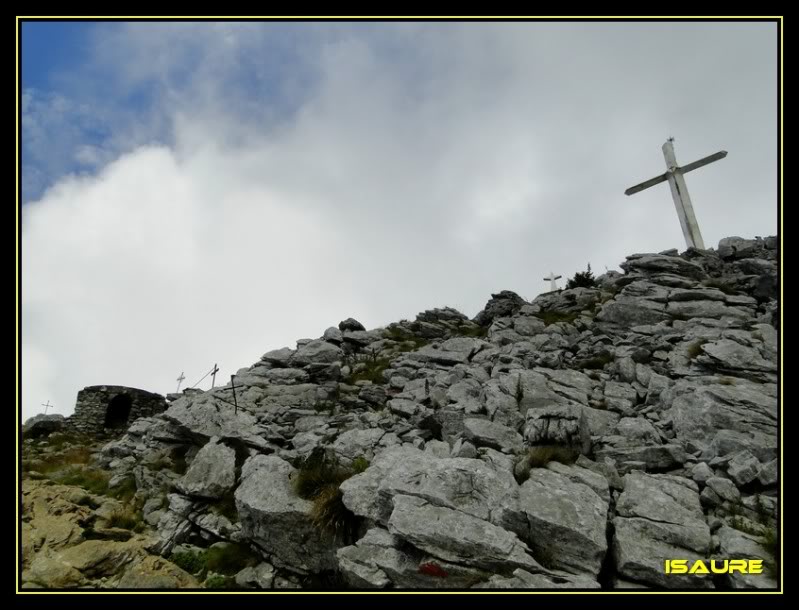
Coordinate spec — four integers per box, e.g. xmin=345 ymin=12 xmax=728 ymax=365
xmin=230 ymin=375 xmax=238 ymax=416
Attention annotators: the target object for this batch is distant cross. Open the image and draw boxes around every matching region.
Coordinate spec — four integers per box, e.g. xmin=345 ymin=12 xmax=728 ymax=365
xmin=543 ymin=271 xmax=562 ymax=292
xmin=176 ymin=371 xmax=186 ymax=393
xmin=211 ymin=363 xmax=220 ymax=388
xmin=625 ymin=138 xmax=727 ymax=250
xmin=41 ymin=400 xmax=54 ymax=414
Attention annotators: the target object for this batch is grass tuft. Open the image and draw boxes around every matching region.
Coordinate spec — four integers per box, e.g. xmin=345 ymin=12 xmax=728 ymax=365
xmin=534 ymin=310 xmax=580 ymax=326
xmin=514 ymin=445 xmax=580 ymax=484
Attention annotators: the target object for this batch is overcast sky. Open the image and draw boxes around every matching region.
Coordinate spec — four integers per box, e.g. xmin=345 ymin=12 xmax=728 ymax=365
xmin=20 ymin=20 xmax=779 ymax=421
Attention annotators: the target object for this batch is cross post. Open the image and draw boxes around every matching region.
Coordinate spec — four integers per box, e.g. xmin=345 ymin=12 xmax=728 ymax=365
xmin=176 ymin=371 xmax=186 ymax=393
xmin=41 ymin=400 xmax=54 ymax=414
xmin=211 ymin=363 xmax=220 ymax=389
xmin=230 ymin=375 xmax=238 ymax=416
xmin=625 ymin=138 xmax=727 ymax=250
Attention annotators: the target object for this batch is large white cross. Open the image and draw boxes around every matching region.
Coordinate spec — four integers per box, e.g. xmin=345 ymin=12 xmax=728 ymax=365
xmin=543 ymin=271 xmax=562 ymax=292
xmin=176 ymin=371 xmax=186 ymax=393
xmin=625 ymin=138 xmax=727 ymax=250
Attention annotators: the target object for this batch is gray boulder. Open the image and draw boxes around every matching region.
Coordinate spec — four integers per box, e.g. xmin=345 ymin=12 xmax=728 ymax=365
xmin=519 ymin=466 xmax=609 ymax=576
xmin=235 ymin=455 xmax=338 ymax=572
xmin=176 ymin=438 xmax=236 ymax=499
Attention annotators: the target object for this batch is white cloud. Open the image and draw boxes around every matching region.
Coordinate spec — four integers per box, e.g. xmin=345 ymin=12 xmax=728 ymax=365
xmin=21 ymin=22 xmax=778 ymax=421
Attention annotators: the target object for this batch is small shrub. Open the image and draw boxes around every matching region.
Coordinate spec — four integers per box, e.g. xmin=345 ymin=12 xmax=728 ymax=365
xmin=385 ymin=327 xmax=430 ymax=350
xmin=75 ymin=494 xmax=101 ymax=509
xmin=566 ymin=263 xmax=596 ymax=290
xmin=294 ymin=454 xmax=361 ymax=542
xmin=729 ymin=515 xmax=762 ymax=536
xmin=351 ymin=456 xmax=370 ymax=474
xmin=171 ymin=550 xmax=206 ymax=575
xmin=313 ymin=400 xmax=337 ymax=415
xmin=686 ymin=339 xmax=709 ymax=360
xmin=106 ymin=508 xmax=141 ymax=530
xmin=514 ymin=446 xmax=579 ymax=484
xmin=293 ymin=458 xmax=352 ymax=501
xmin=309 ymin=485 xmax=360 ymax=542
xmin=346 ymin=357 xmax=392 ymax=385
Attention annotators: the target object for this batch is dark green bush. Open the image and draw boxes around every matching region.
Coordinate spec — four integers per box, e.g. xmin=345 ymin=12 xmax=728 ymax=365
xmin=566 ymin=264 xmax=596 ymax=289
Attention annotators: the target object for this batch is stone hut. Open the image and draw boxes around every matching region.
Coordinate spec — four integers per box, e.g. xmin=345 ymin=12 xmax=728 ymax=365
xmin=66 ymin=385 xmax=168 ymax=435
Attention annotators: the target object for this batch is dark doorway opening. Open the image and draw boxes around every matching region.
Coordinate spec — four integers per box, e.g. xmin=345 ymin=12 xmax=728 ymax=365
xmin=104 ymin=394 xmax=132 ymax=428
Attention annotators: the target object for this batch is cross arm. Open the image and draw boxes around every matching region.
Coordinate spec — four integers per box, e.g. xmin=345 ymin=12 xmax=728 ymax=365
xmin=679 ymin=151 xmax=727 ymax=175
xmin=625 ymin=172 xmax=669 ymax=196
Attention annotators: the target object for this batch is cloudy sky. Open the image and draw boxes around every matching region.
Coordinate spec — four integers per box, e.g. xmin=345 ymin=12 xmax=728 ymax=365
xmin=20 ymin=20 xmax=779 ymax=421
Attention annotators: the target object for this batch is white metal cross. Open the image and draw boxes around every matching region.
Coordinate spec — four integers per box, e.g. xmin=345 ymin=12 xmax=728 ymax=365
xmin=41 ymin=400 xmax=54 ymax=414
xmin=625 ymin=138 xmax=727 ymax=250
xmin=543 ymin=271 xmax=562 ymax=292
xmin=176 ymin=371 xmax=186 ymax=393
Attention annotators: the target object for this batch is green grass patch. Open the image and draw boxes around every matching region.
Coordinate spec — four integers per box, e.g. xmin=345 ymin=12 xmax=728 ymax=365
xmin=728 ymin=515 xmax=763 ymax=536
xmin=172 ymin=543 xmax=258 ymax=580
xmin=534 ymin=310 xmax=580 ymax=326
xmin=351 ymin=456 xmax=370 ymax=474
xmin=453 ymin=324 xmax=488 ymax=338
xmin=50 ymin=466 xmax=111 ymax=496
xmin=204 ymin=573 xmax=235 ymax=589
xmin=346 ymin=357 xmax=392 ymax=385
xmin=171 ymin=550 xmax=207 ymax=575
xmin=384 ymin=327 xmax=430 ymax=350
xmin=26 ymin=446 xmax=94 ymax=475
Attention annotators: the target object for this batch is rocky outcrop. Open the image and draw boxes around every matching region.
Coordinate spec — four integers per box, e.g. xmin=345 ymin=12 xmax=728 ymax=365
xmin=22 ymin=235 xmax=779 ymax=590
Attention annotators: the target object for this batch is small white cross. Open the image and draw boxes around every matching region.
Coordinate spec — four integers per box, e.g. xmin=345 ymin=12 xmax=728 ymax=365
xmin=176 ymin=371 xmax=186 ymax=393
xmin=543 ymin=271 xmax=562 ymax=292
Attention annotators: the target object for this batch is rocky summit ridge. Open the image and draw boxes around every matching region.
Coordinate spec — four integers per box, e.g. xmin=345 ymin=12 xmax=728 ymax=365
xmin=21 ymin=235 xmax=780 ymax=590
